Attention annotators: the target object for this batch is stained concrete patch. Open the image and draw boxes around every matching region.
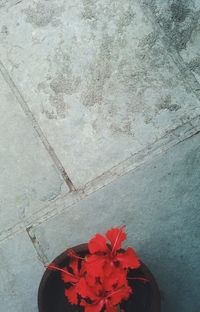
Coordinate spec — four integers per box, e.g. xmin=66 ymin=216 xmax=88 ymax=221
xmin=0 ymin=70 xmax=68 ymax=234
xmin=180 ymin=21 xmax=200 ymax=83
xmin=0 ymin=0 xmax=200 ymax=187
xmin=140 ymin=0 xmax=200 ymax=50
xmin=23 ymin=1 xmax=64 ymax=28
xmin=0 ymin=231 xmax=44 ymax=312
xmin=140 ymin=0 xmax=200 ymax=83
xmin=0 ymin=0 xmax=9 ymax=9
xmin=32 ymin=131 xmax=200 ymax=312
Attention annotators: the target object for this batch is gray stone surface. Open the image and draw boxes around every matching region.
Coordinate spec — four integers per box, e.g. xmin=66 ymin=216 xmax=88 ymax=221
xmin=32 ymin=132 xmax=200 ymax=312
xmin=140 ymin=0 xmax=200 ymax=83
xmin=0 ymin=70 xmax=68 ymax=235
xmin=140 ymin=0 xmax=200 ymax=49
xmin=0 ymin=0 xmax=22 ymax=10
xmin=0 ymin=231 xmax=44 ymax=312
xmin=0 ymin=0 xmax=200 ymax=186
xmin=0 ymin=1 xmax=200 ymax=312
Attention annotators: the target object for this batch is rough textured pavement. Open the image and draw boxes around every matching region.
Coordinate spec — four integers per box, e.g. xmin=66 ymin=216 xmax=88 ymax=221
xmin=0 ymin=1 xmax=200 ymax=311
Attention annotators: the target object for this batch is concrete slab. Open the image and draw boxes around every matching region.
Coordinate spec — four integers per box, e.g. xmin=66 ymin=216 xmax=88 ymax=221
xmin=140 ymin=0 xmax=200 ymax=48
xmin=141 ymin=0 xmax=200 ymax=83
xmin=0 ymin=70 xmax=68 ymax=235
xmin=0 ymin=0 xmax=200 ymax=187
xmin=32 ymin=131 xmax=200 ymax=312
xmin=0 ymin=231 xmax=43 ymax=312
xmin=0 ymin=0 xmax=19 ymax=9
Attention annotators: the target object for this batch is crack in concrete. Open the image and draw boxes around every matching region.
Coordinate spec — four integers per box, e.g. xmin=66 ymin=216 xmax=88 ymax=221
xmin=0 ymin=60 xmax=76 ymax=192
xmin=26 ymin=226 xmax=48 ymax=265
xmin=174 ymin=128 xmax=200 ymax=144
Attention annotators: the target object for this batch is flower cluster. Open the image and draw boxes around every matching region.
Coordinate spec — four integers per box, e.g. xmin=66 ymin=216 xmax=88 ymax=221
xmin=48 ymin=226 xmax=143 ymax=312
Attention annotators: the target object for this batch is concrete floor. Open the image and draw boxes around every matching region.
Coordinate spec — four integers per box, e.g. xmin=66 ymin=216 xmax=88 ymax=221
xmin=0 ymin=0 xmax=200 ymax=311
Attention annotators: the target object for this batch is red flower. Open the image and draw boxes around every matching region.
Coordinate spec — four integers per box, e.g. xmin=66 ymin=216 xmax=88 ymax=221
xmin=86 ymin=226 xmax=140 ymax=277
xmin=47 ymin=226 xmax=144 ymax=312
xmin=80 ymin=282 xmax=132 ymax=312
xmin=48 ymin=257 xmax=87 ymax=305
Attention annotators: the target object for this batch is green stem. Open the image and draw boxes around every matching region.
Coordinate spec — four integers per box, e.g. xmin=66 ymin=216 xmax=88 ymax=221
xmin=117 ymin=304 xmax=121 ymax=312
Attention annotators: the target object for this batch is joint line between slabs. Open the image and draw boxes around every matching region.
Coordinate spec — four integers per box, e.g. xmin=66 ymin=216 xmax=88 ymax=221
xmin=0 ymin=60 xmax=76 ymax=192
xmin=26 ymin=226 xmax=48 ymax=265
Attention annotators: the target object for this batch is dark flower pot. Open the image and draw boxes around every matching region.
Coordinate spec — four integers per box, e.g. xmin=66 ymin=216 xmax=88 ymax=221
xmin=38 ymin=244 xmax=161 ymax=312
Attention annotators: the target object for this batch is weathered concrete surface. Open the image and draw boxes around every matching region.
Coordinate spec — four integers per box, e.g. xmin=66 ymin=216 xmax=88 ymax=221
xmin=0 ymin=70 xmax=68 ymax=236
xmin=0 ymin=0 xmax=200 ymax=186
xmin=140 ymin=0 xmax=200 ymax=84
xmin=32 ymin=132 xmax=200 ymax=312
xmin=0 ymin=230 xmax=44 ymax=312
xmin=0 ymin=1 xmax=200 ymax=312
xmin=140 ymin=0 xmax=200 ymax=49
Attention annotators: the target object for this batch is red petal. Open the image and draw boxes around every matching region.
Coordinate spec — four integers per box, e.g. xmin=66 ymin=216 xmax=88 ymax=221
xmin=85 ymin=273 xmax=97 ymax=287
xmin=108 ymin=285 xmax=132 ymax=306
xmin=105 ymin=301 xmax=117 ymax=312
xmin=86 ymin=254 xmax=106 ymax=277
xmin=65 ymin=285 xmax=78 ymax=305
xmin=102 ymin=267 xmax=128 ymax=292
xmin=106 ymin=227 xmax=126 ymax=253
xmin=89 ymin=234 xmax=109 ymax=254
xmin=61 ymin=270 xmax=78 ymax=283
xmin=101 ymin=272 xmax=118 ymax=292
xmin=103 ymin=259 xmax=115 ymax=277
xmin=86 ymin=274 xmax=103 ymax=297
xmin=76 ymin=277 xmax=99 ymax=300
xmin=111 ymin=270 xmax=127 ymax=289
xmin=76 ymin=278 xmax=88 ymax=298
xmin=81 ymin=299 xmax=104 ymax=312
xmin=115 ymin=248 xmax=140 ymax=269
